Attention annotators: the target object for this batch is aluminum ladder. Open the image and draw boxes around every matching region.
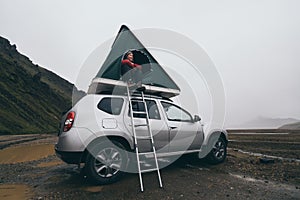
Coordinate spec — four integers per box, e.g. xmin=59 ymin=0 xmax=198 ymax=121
xmin=126 ymin=84 xmax=163 ymax=192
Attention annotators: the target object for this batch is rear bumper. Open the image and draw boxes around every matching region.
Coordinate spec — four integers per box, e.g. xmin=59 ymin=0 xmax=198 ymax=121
xmin=55 ymin=147 xmax=84 ymax=164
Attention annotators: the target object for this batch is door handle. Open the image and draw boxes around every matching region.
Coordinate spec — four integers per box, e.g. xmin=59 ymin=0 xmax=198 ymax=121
xmin=169 ymin=126 xmax=177 ymax=130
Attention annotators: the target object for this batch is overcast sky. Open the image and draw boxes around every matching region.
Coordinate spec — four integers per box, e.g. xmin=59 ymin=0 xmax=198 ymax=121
xmin=1 ymin=0 xmax=299 ymax=128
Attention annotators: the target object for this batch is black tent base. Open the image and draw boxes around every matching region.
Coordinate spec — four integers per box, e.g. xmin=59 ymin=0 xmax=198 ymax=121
xmin=88 ymin=78 xmax=180 ymax=98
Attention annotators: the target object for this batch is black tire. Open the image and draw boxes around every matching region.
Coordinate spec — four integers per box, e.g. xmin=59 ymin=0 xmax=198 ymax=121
xmin=206 ymin=136 xmax=227 ymax=164
xmin=85 ymin=140 xmax=128 ymax=185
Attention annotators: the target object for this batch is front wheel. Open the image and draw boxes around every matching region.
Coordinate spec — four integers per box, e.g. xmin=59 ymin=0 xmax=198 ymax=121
xmin=206 ymin=136 xmax=227 ymax=164
xmin=85 ymin=140 xmax=128 ymax=185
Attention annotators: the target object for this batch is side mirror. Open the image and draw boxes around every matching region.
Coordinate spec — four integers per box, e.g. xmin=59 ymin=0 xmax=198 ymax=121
xmin=194 ymin=115 xmax=201 ymax=122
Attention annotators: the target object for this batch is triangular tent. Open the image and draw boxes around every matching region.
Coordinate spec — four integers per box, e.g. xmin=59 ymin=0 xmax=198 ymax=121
xmin=89 ymin=25 xmax=180 ymax=97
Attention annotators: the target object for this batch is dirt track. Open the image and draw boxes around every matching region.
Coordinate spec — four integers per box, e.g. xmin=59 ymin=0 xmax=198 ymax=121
xmin=0 ymin=133 xmax=299 ymax=199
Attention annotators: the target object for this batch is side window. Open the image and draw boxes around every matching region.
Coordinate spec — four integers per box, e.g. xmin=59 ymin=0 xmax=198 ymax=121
xmin=129 ymin=100 xmax=161 ymax=120
xmin=131 ymin=101 xmax=146 ymax=118
xmin=146 ymin=100 xmax=161 ymax=120
xmin=161 ymin=102 xmax=192 ymax=122
xmin=97 ymin=97 xmax=124 ymax=115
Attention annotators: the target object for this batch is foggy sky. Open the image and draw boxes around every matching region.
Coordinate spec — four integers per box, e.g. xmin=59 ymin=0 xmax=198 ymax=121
xmin=1 ymin=0 xmax=299 ymax=128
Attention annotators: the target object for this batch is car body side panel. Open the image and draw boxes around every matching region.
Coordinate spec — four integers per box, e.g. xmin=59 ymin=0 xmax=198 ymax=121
xmin=158 ymin=100 xmax=204 ymax=152
xmin=55 ymin=127 xmax=97 ymax=152
xmin=165 ymin=121 xmax=203 ymax=152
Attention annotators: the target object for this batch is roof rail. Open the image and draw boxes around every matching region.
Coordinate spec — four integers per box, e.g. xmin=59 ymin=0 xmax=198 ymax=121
xmin=88 ymin=78 xmax=179 ymax=99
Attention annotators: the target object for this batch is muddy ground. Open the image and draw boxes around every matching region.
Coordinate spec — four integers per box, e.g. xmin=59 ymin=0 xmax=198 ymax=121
xmin=0 ymin=132 xmax=299 ymax=200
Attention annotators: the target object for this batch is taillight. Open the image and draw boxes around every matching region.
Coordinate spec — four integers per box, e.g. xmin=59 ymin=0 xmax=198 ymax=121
xmin=63 ymin=111 xmax=75 ymax=132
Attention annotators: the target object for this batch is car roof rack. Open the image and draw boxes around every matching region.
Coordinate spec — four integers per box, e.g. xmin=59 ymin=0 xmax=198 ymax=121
xmin=88 ymin=78 xmax=179 ymax=99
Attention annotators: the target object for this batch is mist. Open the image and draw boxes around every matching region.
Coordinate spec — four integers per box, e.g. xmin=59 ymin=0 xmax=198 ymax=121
xmin=1 ymin=0 xmax=299 ymax=128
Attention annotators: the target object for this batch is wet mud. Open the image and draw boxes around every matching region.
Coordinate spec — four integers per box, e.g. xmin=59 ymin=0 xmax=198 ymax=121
xmin=0 ymin=132 xmax=299 ymax=199
xmin=0 ymin=184 xmax=32 ymax=199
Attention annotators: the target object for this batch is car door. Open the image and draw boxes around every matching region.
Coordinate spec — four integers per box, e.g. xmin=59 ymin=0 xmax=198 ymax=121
xmin=160 ymin=101 xmax=203 ymax=152
xmin=124 ymin=98 xmax=169 ymax=153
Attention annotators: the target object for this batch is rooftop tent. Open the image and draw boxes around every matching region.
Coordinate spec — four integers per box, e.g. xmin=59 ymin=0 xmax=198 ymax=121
xmin=89 ymin=25 xmax=180 ymax=97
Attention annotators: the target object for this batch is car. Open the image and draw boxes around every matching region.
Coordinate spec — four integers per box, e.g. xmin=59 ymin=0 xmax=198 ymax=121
xmin=55 ymin=92 xmax=228 ymax=185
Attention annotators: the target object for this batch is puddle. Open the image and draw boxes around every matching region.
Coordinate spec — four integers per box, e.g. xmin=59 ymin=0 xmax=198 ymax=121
xmin=0 ymin=184 xmax=33 ymax=200
xmin=230 ymin=173 xmax=266 ymax=183
xmin=0 ymin=144 xmax=54 ymax=164
xmin=36 ymin=160 xmax=64 ymax=168
xmin=82 ymin=186 xmax=104 ymax=193
xmin=229 ymin=148 xmax=300 ymax=163
xmin=185 ymin=164 xmax=210 ymax=171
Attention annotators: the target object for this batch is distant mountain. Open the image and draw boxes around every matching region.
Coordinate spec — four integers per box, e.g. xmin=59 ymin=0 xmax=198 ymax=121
xmin=279 ymin=122 xmax=300 ymax=130
xmin=0 ymin=36 xmax=85 ymax=134
xmin=240 ymin=116 xmax=300 ymax=129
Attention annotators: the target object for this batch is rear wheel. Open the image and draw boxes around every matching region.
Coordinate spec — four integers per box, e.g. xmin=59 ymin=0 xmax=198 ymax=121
xmin=206 ymin=136 xmax=227 ymax=164
xmin=85 ymin=140 xmax=128 ymax=184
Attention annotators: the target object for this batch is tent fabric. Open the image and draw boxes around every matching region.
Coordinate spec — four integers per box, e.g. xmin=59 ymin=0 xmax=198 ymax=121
xmin=95 ymin=25 xmax=180 ymax=91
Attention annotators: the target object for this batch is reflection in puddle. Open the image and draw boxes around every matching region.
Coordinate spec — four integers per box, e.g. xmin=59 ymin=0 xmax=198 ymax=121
xmin=37 ymin=160 xmax=64 ymax=168
xmin=0 ymin=144 xmax=54 ymax=164
xmin=230 ymin=173 xmax=266 ymax=183
xmin=82 ymin=186 xmax=104 ymax=193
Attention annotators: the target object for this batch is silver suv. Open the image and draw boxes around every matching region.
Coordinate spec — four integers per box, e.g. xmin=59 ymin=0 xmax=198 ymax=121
xmin=55 ymin=93 xmax=228 ymax=184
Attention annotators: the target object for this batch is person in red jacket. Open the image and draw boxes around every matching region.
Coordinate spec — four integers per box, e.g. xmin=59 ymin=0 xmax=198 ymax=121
xmin=121 ymin=51 xmax=143 ymax=86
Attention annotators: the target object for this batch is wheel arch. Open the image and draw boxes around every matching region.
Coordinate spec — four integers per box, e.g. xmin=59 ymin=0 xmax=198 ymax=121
xmin=199 ymin=129 xmax=228 ymax=159
xmin=81 ymin=135 xmax=133 ymax=162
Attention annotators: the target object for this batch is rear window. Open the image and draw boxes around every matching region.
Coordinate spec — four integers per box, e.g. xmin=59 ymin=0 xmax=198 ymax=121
xmin=97 ymin=97 xmax=124 ymax=115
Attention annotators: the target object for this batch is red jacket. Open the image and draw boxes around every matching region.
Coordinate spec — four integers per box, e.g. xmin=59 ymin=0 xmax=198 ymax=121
xmin=121 ymin=59 xmax=142 ymax=69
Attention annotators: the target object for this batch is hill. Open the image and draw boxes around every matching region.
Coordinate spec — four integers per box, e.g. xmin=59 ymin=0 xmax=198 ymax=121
xmin=239 ymin=116 xmax=300 ymax=129
xmin=279 ymin=121 xmax=300 ymax=130
xmin=0 ymin=36 xmax=85 ymax=134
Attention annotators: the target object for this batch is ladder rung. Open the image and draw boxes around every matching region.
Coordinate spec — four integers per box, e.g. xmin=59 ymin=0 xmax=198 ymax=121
xmin=134 ymin=124 xmax=148 ymax=127
xmin=139 ymin=152 xmax=154 ymax=156
xmin=135 ymin=136 xmax=152 ymax=139
xmin=131 ymin=93 xmax=143 ymax=97
xmin=131 ymin=99 xmax=144 ymax=102
xmin=133 ymin=111 xmax=147 ymax=114
xmin=126 ymin=85 xmax=163 ymax=191
xmin=141 ymin=168 xmax=158 ymax=173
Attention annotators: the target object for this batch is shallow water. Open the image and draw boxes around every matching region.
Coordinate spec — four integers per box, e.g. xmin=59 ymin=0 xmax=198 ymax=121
xmin=36 ymin=160 xmax=63 ymax=168
xmin=0 ymin=184 xmax=32 ymax=200
xmin=0 ymin=144 xmax=54 ymax=164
